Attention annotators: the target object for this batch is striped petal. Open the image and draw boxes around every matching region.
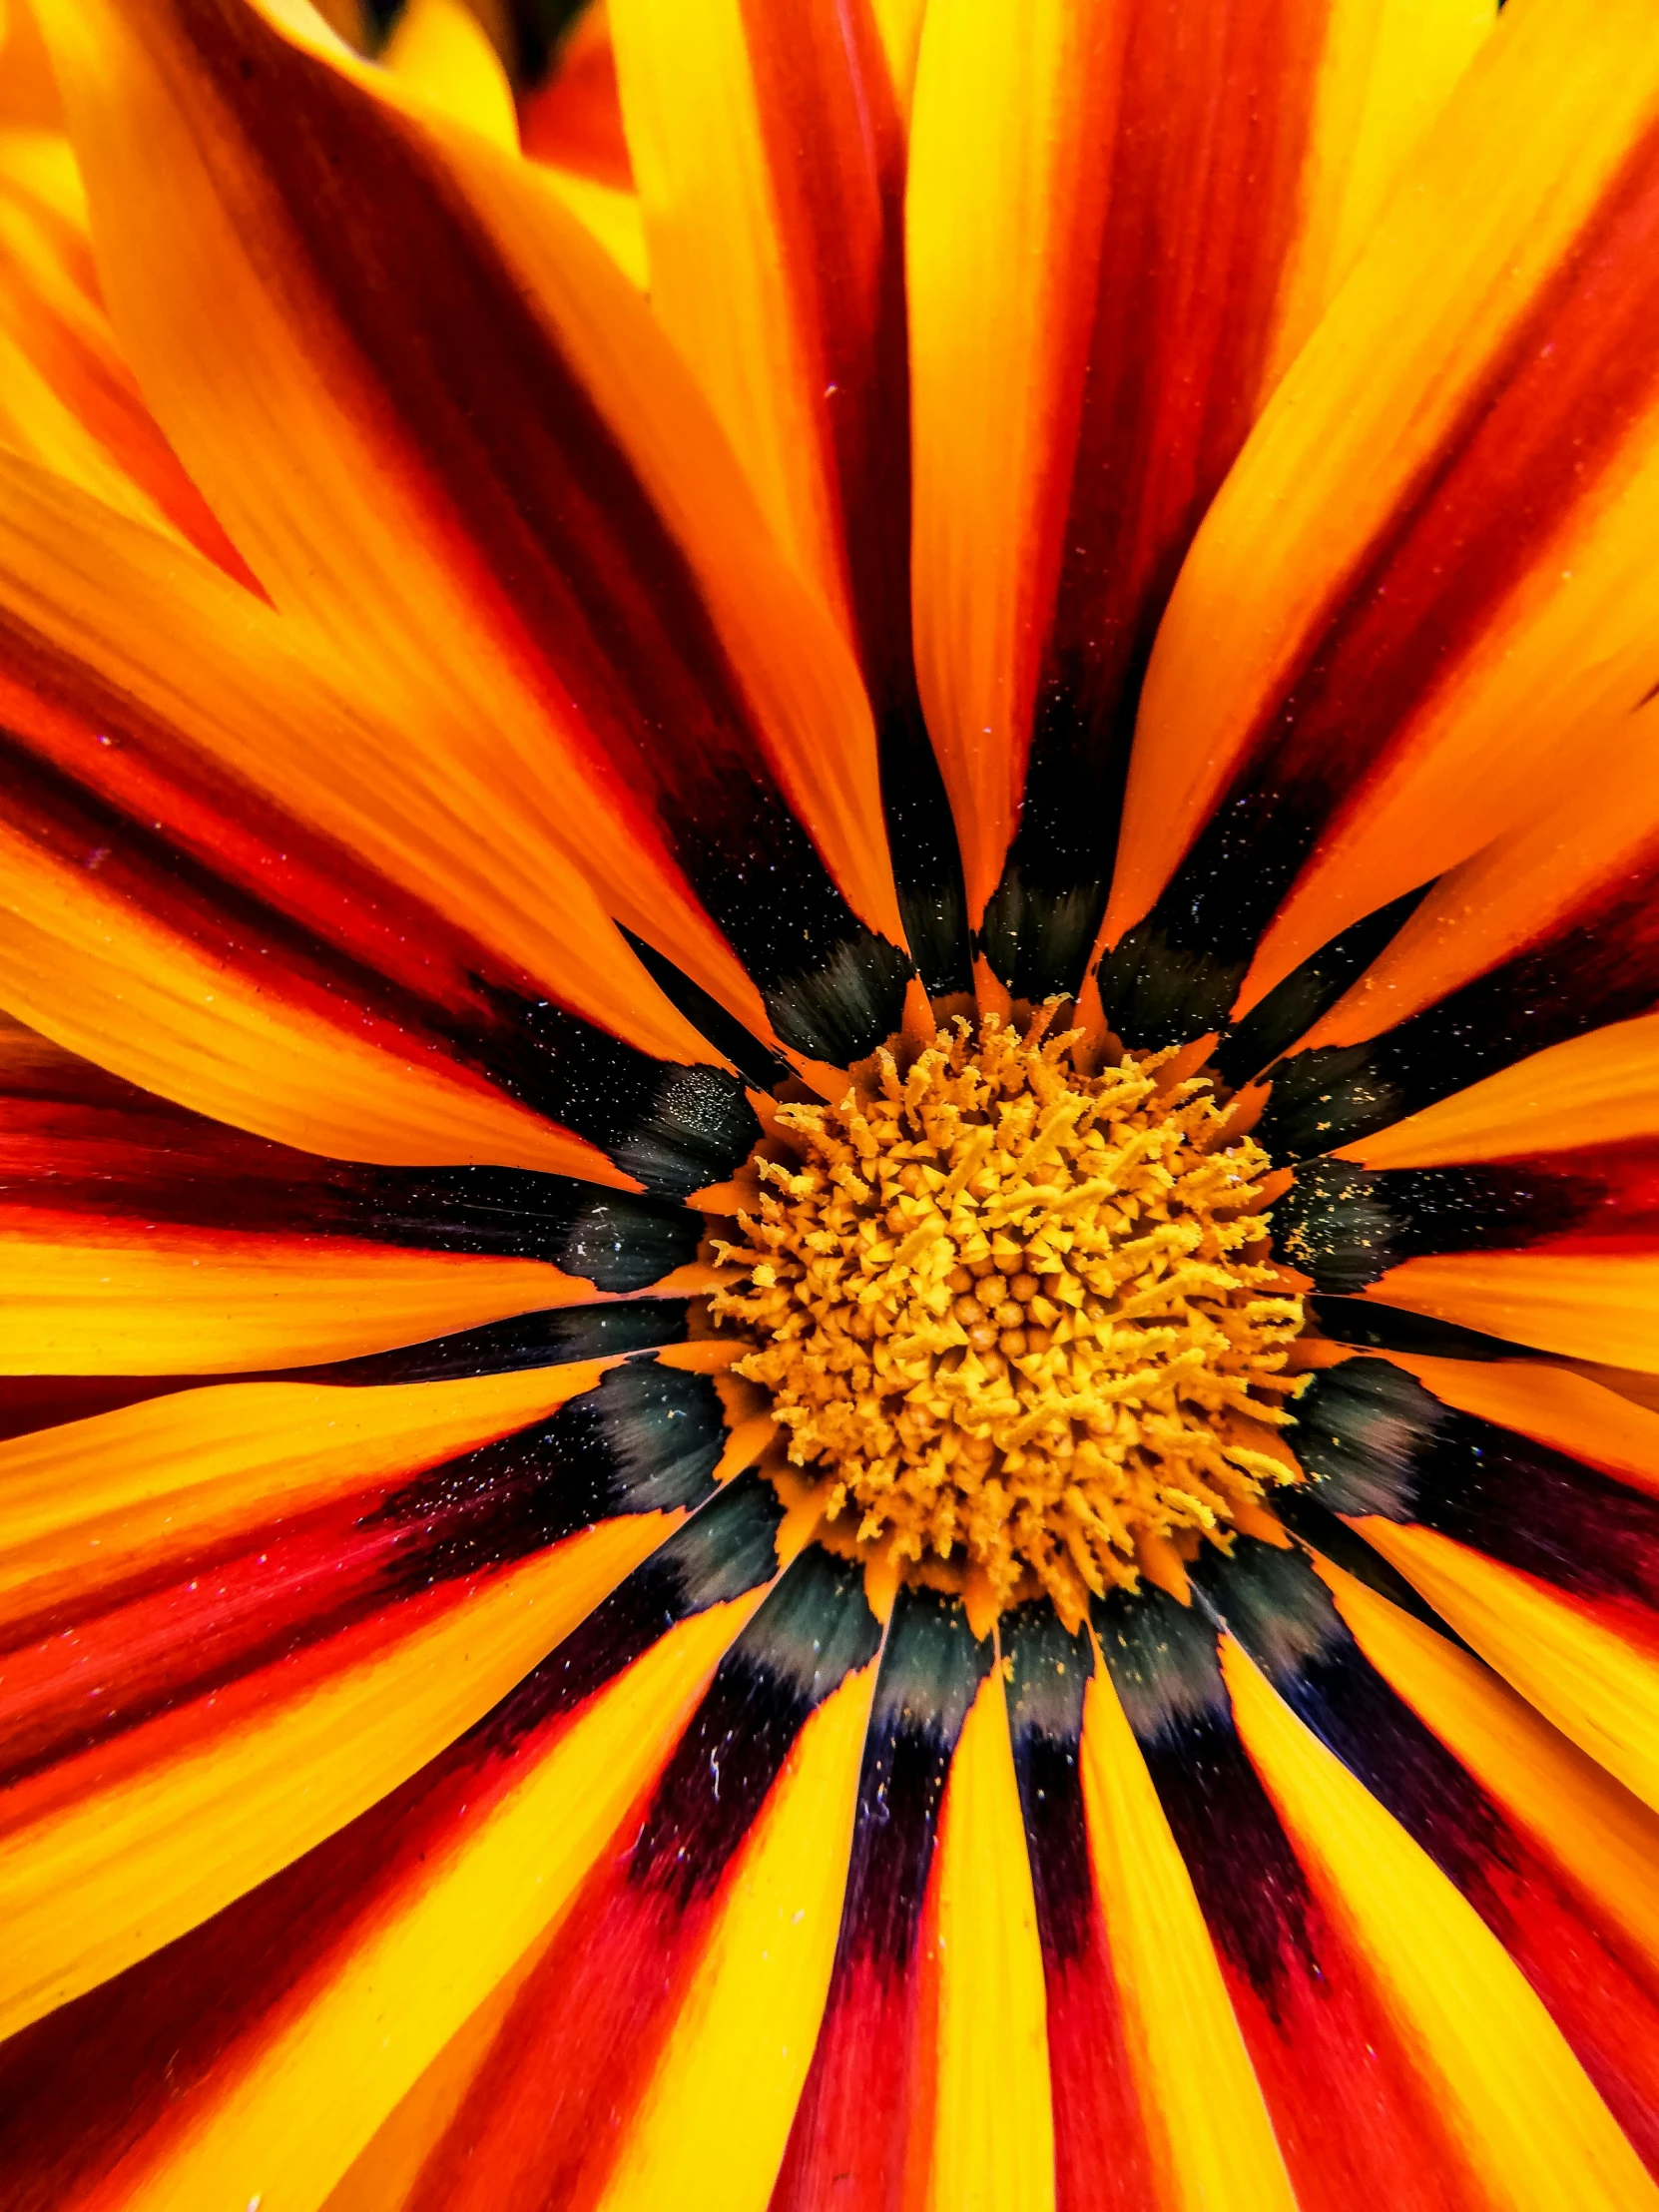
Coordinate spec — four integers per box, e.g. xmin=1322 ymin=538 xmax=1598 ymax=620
xmin=1285 ymin=1353 xmax=1659 ymax=1807
xmin=38 ymin=0 xmax=910 ymax=1062
xmin=907 ymin=0 xmax=1490 ymax=994
xmin=1104 ymin=0 xmax=1659 ymax=1048
xmin=1094 ymin=1580 xmax=1469 ymax=2212
xmin=772 ymin=1585 xmax=991 ymax=2210
xmin=1222 ymin=1606 xmax=1659 ymax=2208
xmin=611 ymin=0 xmax=967 ymax=992
xmin=382 ymin=1544 xmax=877 ymax=2212
xmin=1079 ymin=1623 xmax=1297 ymax=2212
xmin=0 ymin=465 xmax=766 ymax=1191
xmin=0 ymin=1350 xmax=744 ymax=2049
xmin=1277 ymin=1139 xmax=1659 ymax=1367
xmin=0 ymin=1480 xmax=785 ymax=2211
xmin=1257 ymin=729 xmax=1659 ymax=1165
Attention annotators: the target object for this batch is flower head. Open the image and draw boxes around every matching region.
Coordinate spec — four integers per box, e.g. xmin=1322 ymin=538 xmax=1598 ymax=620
xmin=3 ymin=1 xmax=1659 ymax=2207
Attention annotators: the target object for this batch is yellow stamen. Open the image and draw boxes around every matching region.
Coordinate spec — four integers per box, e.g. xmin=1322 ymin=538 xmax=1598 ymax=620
xmin=708 ymin=1012 xmax=1306 ymax=1631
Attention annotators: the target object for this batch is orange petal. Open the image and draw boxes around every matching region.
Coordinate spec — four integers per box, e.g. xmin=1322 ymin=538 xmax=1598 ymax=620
xmin=0 ymin=447 xmax=732 ymax=1095
xmin=0 ymin=1360 xmax=615 ymax=1633
xmin=0 ymin=1515 xmax=674 ymax=2042
xmin=1363 ymin=1250 xmax=1659 ymax=1374
xmin=909 ymin=0 xmax=1486 ymax=975
xmin=1110 ymin=0 xmax=1659 ymax=1033
xmin=1359 ymin=1516 xmax=1659 ymax=1814
xmin=0 ymin=151 xmax=252 ymax=575
xmin=1373 ymin=1352 xmax=1659 ymax=1501
xmin=62 ymin=1589 xmax=760 ymax=2212
xmin=1338 ymin=1011 xmax=1659 ymax=1170
xmin=38 ymin=0 xmax=905 ymax=1040
xmin=381 ymin=0 xmax=517 ymax=153
xmin=1223 ymin=1630 xmax=1659 ymax=2212
xmin=0 ymin=825 xmax=628 ymax=1182
xmin=0 ymin=1215 xmax=595 ymax=1375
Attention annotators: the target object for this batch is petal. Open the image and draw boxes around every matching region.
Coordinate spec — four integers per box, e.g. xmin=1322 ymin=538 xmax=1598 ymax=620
xmin=1095 ymin=1578 xmax=1475 ymax=2212
xmin=1 ymin=1219 xmax=592 ymax=1376
xmin=609 ymin=0 xmax=967 ymax=993
xmin=0 ymin=1359 xmax=618 ymax=1636
xmin=0 ymin=839 xmax=629 ymax=1184
xmin=39 ymin=0 xmax=909 ymax=1059
xmin=0 ymin=1549 xmax=768 ymax=2212
xmin=1370 ymin=1353 xmax=1659 ymax=1501
xmin=1002 ymin=1608 xmax=1160 ymax=2212
xmin=1334 ymin=1010 xmax=1659 ymax=1173
xmin=518 ymin=5 xmax=633 ymax=191
xmin=0 ymin=1350 xmax=743 ymax=2044
xmin=1277 ymin=1140 xmax=1659 ymax=1305
xmin=1222 ymin=1629 xmax=1659 ymax=2210
xmin=381 ymin=0 xmax=518 ymax=153
xmin=517 ymin=7 xmax=650 ymax=287
xmin=926 ymin=1663 xmax=1055 ymax=2212
xmin=0 ymin=1518 xmax=665 ymax=2044
xmin=2 ymin=1010 xmax=708 ymax=1282
xmin=0 ymin=1292 xmax=693 ymax=1447
xmin=1315 ymin=1551 xmax=1659 ymax=1989
xmin=0 ymin=0 xmax=60 ymax=128
xmin=1256 ymin=734 xmax=1659 ymax=1160
xmin=1213 ymin=1539 xmax=1659 ymax=2178
xmin=1361 ymin=1518 xmax=1659 ymax=1816
xmin=907 ymin=0 xmax=1489 ymax=991
xmin=373 ymin=1546 xmax=877 ymax=2212
xmin=593 ymin=1656 xmax=876 ymax=2212
xmin=0 ymin=149 xmax=253 ymax=575
xmin=1288 ymin=1354 xmax=1659 ymax=1635
xmin=1078 ymin=1636 xmax=1297 ymax=2212
xmin=0 ymin=449 xmax=771 ymax=1189
xmin=1363 ymin=1251 xmax=1659 ymax=1373
xmin=772 ymin=1586 xmax=992 ymax=2211
xmin=1106 ymin=0 xmax=1659 ymax=1044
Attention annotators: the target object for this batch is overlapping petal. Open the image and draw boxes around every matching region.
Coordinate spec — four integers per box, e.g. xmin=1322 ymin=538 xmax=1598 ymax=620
xmin=37 ymin=0 xmax=910 ymax=1063
xmin=907 ymin=0 xmax=1490 ymax=993
xmin=1104 ymin=0 xmax=1659 ymax=1045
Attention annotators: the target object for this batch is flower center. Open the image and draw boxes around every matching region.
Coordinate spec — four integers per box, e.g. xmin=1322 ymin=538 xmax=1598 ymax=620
xmin=709 ymin=1010 xmax=1307 ymax=1631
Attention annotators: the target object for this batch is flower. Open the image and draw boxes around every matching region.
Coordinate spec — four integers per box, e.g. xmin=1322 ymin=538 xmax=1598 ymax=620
xmin=2 ymin=0 xmax=1659 ymax=2205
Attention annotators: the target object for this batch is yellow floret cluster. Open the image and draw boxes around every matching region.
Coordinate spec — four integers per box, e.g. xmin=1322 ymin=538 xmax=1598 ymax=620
xmin=709 ymin=1009 xmax=1307 ymax=1630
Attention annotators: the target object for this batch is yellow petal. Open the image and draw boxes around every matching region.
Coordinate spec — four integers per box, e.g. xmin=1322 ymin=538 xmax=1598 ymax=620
xmin=1224 ymin=1631 xmax=1659 ymax=2212
xmin=1360 ymin=1517 xmax=1659 ymax=1815
xmin=1079 ymin=1657 xmax=1296 ymax=2212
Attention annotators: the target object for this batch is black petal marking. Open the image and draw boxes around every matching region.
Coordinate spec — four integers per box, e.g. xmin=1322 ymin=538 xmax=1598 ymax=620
xmin=1003 ymin=1603 xmax=1095 ymax=1963
xmin=1294 ymin=1357 xmax=1659 ymax=1610
xmin=369 ymin=1358 xmax=727 ymax=1586
xmin=629 ymin=1547 xmax=880 ymax=1905
xmin=839 ymin=1585 xmax=990 ymax=1972
xmin=880 ymin=697 xmax=973 ymax=999
xmin=620 ymin=928 xmax=789 ymax=1093
xmin=1210 ymin=883 xmax=1433 ymax=1088
xmin=1274 ymin=1159 xmax=1591 ymax=1295
xmin=261 ymin=1297 xmax=692 ymax=1386
xmin=1196 ymin=1543 xmax=1513 ymax=1905
xmin=1092 ymin=1583 xmax=1322 ymax=2013
xmin=479 ymin=1467 xmax=786 ymax=1753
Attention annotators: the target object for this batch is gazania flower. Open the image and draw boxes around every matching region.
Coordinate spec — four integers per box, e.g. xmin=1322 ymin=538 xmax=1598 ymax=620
xmin=6 ymin=0 xmax=1659 ymax=2202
